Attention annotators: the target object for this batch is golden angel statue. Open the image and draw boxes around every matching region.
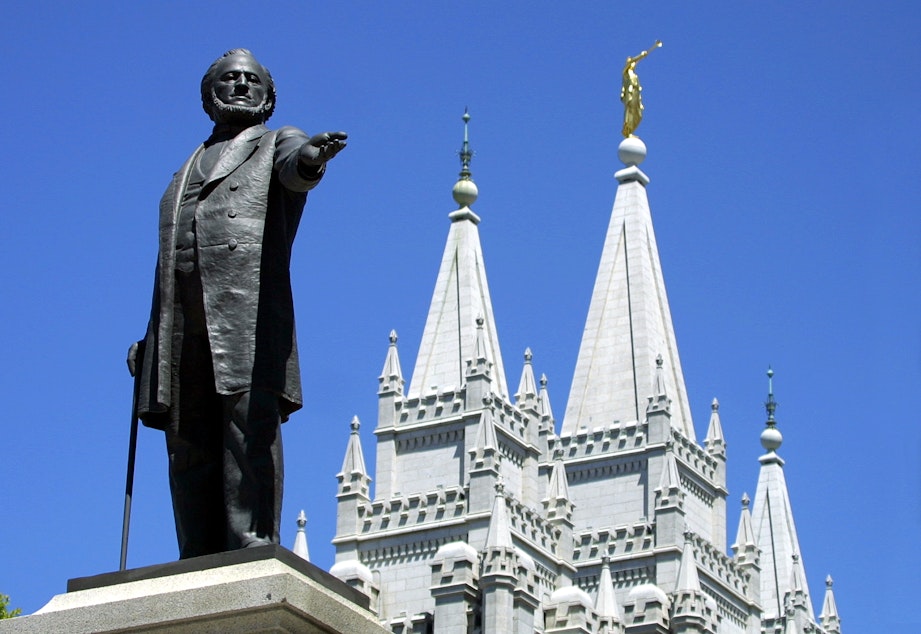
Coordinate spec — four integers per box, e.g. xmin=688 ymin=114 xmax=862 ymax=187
xmin=621 ymin=40 xmax=662 ymax=137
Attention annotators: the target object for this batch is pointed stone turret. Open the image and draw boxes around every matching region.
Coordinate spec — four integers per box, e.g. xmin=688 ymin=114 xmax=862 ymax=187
xmin=646 ymin=353 xmax=673 ymax=445
xmin=544 ymin=451 xmax=575 ymax=561
xmin=670 ymin=533 xmax=716 ymax=633
xmin=378 ymin=329 xmax=404 ymax=395
xmin=750 ymin=368 xmax=816 ymax=623
xmin=467 ymin=408 xmax=501 ymax=514
xmin=595 ymin=557 xmax=624 ymax=634
xmin=784 ymin=554 xmax=811 ymax=633
xmin=675 ymin=535 xmax=702 ymax=595
xmin=515 ymin=348 xmax=539 ymax=411
xmin=731 ymin=493 xmax=762 ymax=631
xmin=408 ymin=109 xmax=508 ymax=400
xmin=538 ymin=373 xmax=555 ymax=426
xmin=375 ymin=331 xmax=403 ymax=498
xmin=731 ymin=494 xmax=759 ymax=567
xmin=654 ymin=443 xmax=686 ymax=561
xmin=485 ymin=481 xmax=514 ymax=550
xmin=820 ymin=575 xmax=841 ymax=634
xmin=705 ymin=398 xmax=725 ymax=454
xmin=704 ymin=397 xmax=728 ymax=551
xmin=480 ymin=482 xmax=519 ymax=633
xmin=655 ymin=445 xmax=684 ymax=509
xmin=292 ymin=509 xmax=309 ymax=561
xmin=335 ymin=416 xmax=371 ymax=540
xmin=562 ymin=137 xmax=694 ymax=439
xmin=339 ymin=416 xmax=369 ymax=486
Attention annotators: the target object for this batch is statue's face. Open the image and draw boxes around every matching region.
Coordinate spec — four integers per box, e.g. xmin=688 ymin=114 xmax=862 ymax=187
xmin=212 ymin=55 xmax=268 ymax=110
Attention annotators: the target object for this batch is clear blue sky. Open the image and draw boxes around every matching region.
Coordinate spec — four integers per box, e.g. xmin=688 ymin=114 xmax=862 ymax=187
xmin=1 ymin=2 xmax=918 ymax=630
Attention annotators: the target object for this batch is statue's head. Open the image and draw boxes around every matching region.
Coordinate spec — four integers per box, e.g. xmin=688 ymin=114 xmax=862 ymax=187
xmin=201 ymin=49 xmax=276 ymax=125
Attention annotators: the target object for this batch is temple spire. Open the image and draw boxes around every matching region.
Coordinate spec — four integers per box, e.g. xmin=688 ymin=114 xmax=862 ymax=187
xmin=750 ymin=368 xmax=815 ymax=622
xmin=408 ymin=110 xmax=508 ymax=399
xmin=562 ymin=134 xmax=694 ymax=439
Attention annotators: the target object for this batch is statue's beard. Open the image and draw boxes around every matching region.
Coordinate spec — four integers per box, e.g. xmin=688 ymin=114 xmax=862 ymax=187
xmin=209 ymin=92 xmax=271 ymax=126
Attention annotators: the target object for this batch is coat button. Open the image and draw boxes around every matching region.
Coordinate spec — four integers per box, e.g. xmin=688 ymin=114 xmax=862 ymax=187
xmin=228 ymin=238 xmax=238 ymax=250
xmin=228 ymin=210 xmax=237 ymax=218
xmin=229 ymin=182 xmax=239 ymax=191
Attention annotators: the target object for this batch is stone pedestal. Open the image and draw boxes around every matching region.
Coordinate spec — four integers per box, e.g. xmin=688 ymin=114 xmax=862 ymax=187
xmin=0 ymin=545 xmax=389 ymax=634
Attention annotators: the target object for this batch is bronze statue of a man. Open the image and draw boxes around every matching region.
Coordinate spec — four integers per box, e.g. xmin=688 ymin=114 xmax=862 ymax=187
xmin=128 ymin=49 xmax=346 ymax=558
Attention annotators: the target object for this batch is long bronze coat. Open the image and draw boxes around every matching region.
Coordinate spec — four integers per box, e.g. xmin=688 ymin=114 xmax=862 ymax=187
xmin=137 ymin=124 xmax=321 ymax=428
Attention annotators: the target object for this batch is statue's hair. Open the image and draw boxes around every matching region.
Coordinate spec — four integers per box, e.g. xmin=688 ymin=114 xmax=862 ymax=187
xmin=200 ymin=48 xmax=276 ymax=122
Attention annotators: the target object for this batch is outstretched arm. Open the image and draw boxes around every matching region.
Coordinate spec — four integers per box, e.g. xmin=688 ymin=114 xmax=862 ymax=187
xmin=298 ymin=131 xmax=348 ymax=166
xmin=276 ymin=128 xmax=349 ymax=192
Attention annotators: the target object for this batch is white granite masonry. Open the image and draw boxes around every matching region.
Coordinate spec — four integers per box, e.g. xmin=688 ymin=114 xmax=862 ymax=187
xmin=329 ymin=126 xmax=841 ymax=633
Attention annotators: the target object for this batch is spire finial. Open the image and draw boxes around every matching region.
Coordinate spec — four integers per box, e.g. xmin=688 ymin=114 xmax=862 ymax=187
xmin=350 ymin=415 xmax=361 ymax=433
xmin=452 ymin=108 xmax=479 ymax=207
xmin=765 ymin=366 xmax=777 ymax=424
xmin=293 ymin=509 xmax=309 ymax=560
xmin=760 ymin=366 xmax=783 ymax=452
xmin=460 ymin=107 xmax=472 ymax=177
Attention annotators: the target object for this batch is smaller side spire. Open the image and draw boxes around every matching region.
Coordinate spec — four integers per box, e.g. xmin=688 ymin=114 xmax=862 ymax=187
xmin=293 ymin=510 xmax=309 ymax=561
xmin=466 ymin=314 xmax=493 ymax=378
xmin=472 ymin=409 xmax=499 ymax=461
xmin=538 ymin=374 xmax=555 ymax=423
xmin=337 ymin=416 xmax=370 ymax=497
xmin=378 ymin=329 xmax=405 ymax=395
xmin=452 ymin=108 xmax=479 ymax=209
xmin=655 ymin=443 xmax=684 ymax=508
xmin=820 ymin=575 xmax=841 ymax=634
xmin=645 ymin=354 xmax=671 ymax=413
xmin=705 ymin=397 xmax=725 ymax=453
xmin=784 ymin=553 xmax=812 ymax=627
xmin=676 ymin=532 xmax=702 ymax=593
xmin=596 ymin=556 xmax=624 ymax=632
xmin=485 ymin=481 xmax=514 ymax=549
xmin=670 ymin=531 xmax=717 ymax=632
xmin=543 ymin=450 xmax=574 ymax=525
xmin=731 ymin=493 xmax=758 ymax=564
xmin=546 ymin=452 xmax=571 ymax=502
xmin=515 ymin=348 xmax=539 ymax=409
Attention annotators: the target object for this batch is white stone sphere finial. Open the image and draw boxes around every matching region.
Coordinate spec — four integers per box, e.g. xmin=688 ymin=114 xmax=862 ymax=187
xmin=618 ymin=136 xmax=647 ymax=167
xmin=453 ymin=108 xmax=479 ymax=207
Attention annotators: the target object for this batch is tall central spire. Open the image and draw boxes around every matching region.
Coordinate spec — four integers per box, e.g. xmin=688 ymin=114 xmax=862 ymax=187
xmin=407 ymin=110 xmax=508 ymax=399
xmin=561 ymin=136 xmax=694 ymax=438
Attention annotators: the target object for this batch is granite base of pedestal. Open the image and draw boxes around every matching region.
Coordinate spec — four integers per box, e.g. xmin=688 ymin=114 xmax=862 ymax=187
xmin=0 ymin=545 xmax=389 ymax=634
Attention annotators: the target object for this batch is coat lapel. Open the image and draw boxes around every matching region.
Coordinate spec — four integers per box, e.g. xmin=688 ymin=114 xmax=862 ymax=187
xmin=205 ymin=124 xmax=269 ymax=186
